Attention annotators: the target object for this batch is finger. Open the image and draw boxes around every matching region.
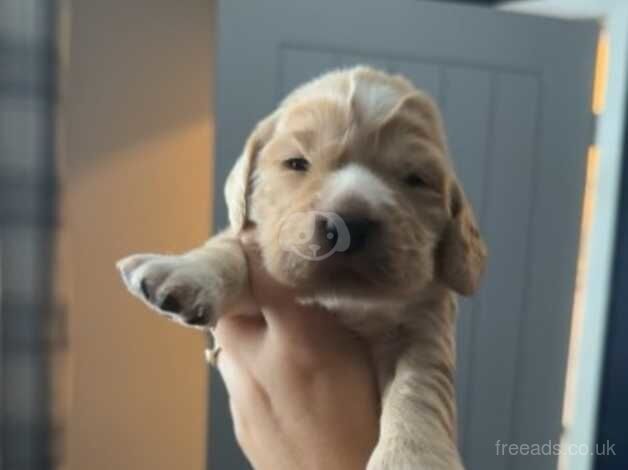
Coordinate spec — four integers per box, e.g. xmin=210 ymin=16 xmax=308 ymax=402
xmin=213 ymin=316 xmax=279 ymax=426
xmin=213 ymin=347 xmax=244 ymax=397
xmin=214 ymin=315 xmax=277 ymax=389
xmin=241 ymin=242 xmax=354 ymax=354
xmin=212 ymin=316 xmax=266 ymax=400
xmin=214 ymin=314 xmax=267 ymax=361
xmin=242 ymin=243 xmax=309 ymax=333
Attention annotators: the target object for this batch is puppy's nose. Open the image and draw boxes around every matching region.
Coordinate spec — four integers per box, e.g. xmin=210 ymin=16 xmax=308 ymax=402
xmin=316 ymin=215 xmax=340 ymax=251
xmin=343 ymin=216 xmax=377 ymax=253
xmin=316 ymin=214 xmax=377 ymax=254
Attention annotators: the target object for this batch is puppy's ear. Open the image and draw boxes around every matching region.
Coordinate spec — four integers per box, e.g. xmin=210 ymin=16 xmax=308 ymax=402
xmin=224 ymin=113 xmax=277 ymax=231
xmin=437 ymin=181 xmax=487 ymax=296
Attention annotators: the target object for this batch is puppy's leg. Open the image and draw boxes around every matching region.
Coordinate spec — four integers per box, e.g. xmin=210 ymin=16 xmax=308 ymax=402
xmin=368 ymin=309 xmax=464 ymax=470
xmin=117 ymin=232 xmax=252 ymax=329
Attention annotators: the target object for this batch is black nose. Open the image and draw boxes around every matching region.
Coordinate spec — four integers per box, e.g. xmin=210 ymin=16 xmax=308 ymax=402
xmin=316 ymin=214 xmax=378 ymax=254
xmin=343 ymin=216 xmax=377 ymax=253
xmin=317 ymin=215 xmax=340 ymax=251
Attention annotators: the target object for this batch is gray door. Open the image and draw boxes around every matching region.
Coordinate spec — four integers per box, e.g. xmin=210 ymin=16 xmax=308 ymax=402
xmin=210 ymin=2 xmax=597 ymax=469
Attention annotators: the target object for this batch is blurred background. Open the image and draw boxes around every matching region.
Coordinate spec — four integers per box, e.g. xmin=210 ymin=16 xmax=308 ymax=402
xmin=0 ymin=1 xmax=626 ymax=470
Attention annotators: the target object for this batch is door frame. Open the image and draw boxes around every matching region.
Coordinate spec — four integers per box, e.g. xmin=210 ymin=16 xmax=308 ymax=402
xmin=503 ymin=4 xmax=628 ymax=470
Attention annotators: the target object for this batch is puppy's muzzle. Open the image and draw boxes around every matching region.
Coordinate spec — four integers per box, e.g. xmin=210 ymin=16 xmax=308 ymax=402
xmin=316 ymin=213 xmax=379 ymax=254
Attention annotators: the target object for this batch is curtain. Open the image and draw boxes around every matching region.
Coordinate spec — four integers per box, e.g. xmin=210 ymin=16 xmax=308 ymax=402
xmin=0 ymin=0 xmax=62 ymax=469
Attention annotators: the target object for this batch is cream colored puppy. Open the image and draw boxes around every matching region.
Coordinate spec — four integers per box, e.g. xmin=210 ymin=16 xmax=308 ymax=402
xmin=118 ymin=66 xmax=486 ymax=470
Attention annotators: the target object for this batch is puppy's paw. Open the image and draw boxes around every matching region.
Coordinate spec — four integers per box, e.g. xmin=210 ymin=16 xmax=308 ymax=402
xmin=367 ymin=442 xmax=463 ymax=470
xmin=367 ymin=451 xmax=416 ymax=470
xmin=117 ymin=253 xmax=220 ymax=329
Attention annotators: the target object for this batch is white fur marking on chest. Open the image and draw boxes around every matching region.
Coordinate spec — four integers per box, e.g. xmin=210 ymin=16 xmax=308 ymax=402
xmin=297 ymin=294 xmax=402 ymax=314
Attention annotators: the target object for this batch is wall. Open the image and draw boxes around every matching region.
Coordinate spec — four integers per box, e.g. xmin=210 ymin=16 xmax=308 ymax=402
xmin=62 ymin=1 xmax=214 ymax=469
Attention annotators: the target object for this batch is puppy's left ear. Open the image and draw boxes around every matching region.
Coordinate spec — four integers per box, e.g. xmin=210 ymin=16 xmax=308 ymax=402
xmin=224 ymin=113 xmax=277 ymax=232
xmin=437 ymin=181 xmax=487 ymax=296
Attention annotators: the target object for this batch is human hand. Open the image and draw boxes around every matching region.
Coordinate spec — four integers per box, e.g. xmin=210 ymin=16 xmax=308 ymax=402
xmin=214 ymin=248 xmax=379 ymax=470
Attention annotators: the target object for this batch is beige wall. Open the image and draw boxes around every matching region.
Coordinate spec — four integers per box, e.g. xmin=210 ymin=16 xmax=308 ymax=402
xmin=63 ymin=1 xmax=214 ymax=469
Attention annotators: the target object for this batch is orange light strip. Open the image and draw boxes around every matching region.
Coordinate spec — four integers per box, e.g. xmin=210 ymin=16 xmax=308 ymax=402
xmin=593 ymin=30 xmax=609 ymax=115
xmin=558 ymin=146 xmax=600 ymax=470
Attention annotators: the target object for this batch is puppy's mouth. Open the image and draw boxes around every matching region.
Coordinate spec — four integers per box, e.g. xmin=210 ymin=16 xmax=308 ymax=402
xmin=309 ymin=242 xmax=396 ymax=289
xmin=276 ymin=211 xmax=416 ymax=295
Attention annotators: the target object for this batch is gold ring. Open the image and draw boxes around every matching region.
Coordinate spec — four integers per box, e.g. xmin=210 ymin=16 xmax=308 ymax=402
xmin=205 ymin=345 xmax=222 ymax=367
xmin=205 ymin=328 xmax=221 ymax=367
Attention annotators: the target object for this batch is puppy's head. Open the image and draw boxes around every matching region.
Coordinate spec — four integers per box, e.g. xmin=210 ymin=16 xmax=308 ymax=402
xmin=226 ymin=67 xmax=486 ymax=299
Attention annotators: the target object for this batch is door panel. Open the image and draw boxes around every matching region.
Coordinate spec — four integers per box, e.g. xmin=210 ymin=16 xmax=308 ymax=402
xmin=211 ymin=2 xmax=597 ymax=469
xmin=465 ymin=72 xmax=540 ymax=465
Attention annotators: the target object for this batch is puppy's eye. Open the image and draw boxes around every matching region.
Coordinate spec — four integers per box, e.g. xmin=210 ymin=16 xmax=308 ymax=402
xmin=404 ymin=173 xmax=427 ymax=188
xmin=283 ymin=156 xmax=310 ymax=172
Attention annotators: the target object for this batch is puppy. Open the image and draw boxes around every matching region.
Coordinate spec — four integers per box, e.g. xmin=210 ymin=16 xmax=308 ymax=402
xmin=118 ymin=66 xmax=486 ymax=469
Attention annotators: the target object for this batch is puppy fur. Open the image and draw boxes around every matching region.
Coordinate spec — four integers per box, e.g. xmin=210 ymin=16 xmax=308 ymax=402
xmin=118 ymin=66 xmax=487 ymax=470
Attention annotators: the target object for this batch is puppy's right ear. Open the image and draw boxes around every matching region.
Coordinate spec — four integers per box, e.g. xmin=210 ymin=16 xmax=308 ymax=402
xmin=224 ymin=113 xmax=277 ymax=232
xmin=437 ymin=181 xmax=487 ymax=296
